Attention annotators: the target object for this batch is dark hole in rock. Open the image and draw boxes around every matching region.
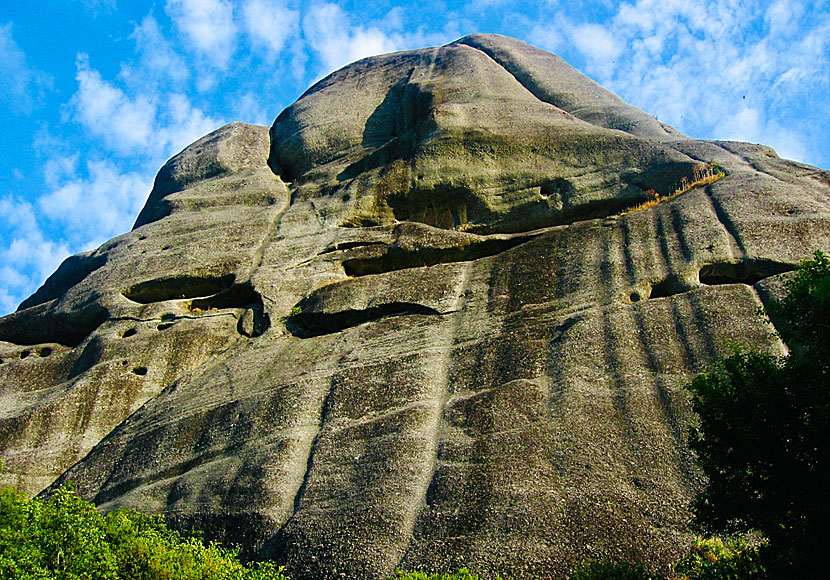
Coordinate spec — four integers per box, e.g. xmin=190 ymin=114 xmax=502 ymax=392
xmin=19 ymin=350 xmax=30 ymax=359
xmin=132 ymin=366 xmax=148 ymax=376
xmin=157 ymin=322 xmax=174 ymax=331
xmin=122 ymin=328 xmax=137 ymax=338
xmin=122 ymin=360 xmax=128 ymax=366
xmin=138 ymin=235 xmax=147 ymax=240
xmin=649 ymin=279 xmax=682 ymax=299
xmin=38 ymin=347 xmax=52 ymax=357
xmin=699 ymin=261 xmax=795 ymax=286
xmin=123 ymin=274 xmax=235 ymax=304
xmin=629 ymin=292 xmax=641 ymax=302
xmin=288 ymin=302 xmax=442 ymax=338
xmin=540 ymin=177 xmax=574 ymax=200
xmin=190 ymin=283 xmax=270 ymax=338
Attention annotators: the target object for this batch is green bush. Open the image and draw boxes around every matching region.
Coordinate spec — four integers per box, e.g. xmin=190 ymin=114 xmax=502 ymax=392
xmin=673 ymin=536 xmax=767 ymax=580
xmin=688 ymin=250 xmax=830 ymax=578
xmin=0 ymin=483 xmax=288 ymax=580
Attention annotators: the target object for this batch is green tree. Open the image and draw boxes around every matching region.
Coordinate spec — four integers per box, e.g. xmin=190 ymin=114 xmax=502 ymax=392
xmin=0 ymin=482 xmax=288 ymax=580
xmin=688 ymin=251 xmax=830 ymax=578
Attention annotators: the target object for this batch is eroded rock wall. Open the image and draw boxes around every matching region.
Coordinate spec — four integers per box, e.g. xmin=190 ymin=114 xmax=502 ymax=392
xmin=2 ymin=34 xmax=830 ymax=579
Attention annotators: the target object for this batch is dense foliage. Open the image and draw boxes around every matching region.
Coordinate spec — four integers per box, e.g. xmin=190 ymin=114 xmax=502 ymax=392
xmin=0 ymin=484 xmax=287 ymax=580
xmin=687 ymin=250 xmax=830 ymax=578
xmin=673 ymin=536 xmax=766 ymax=580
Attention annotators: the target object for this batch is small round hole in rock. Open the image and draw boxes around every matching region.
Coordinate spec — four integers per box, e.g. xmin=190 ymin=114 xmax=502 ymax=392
xmin=38 ymin=347 xmax=52 ymax=357
xmin=122 ymin=328 xmax=137 ymax=338
xmin=19 ymin=350 xmax=31 ymax=359
xmin=132 ymin=366 xmax=148 ymax=376
xmin=157 ymin=322 xmax=174 ymax=330
xmin=630 ymin=292 xmax=641 ymax=302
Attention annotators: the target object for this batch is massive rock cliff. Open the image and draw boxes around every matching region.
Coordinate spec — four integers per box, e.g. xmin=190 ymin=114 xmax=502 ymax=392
xmin=2 ymin=34 xmax=830 ymax=579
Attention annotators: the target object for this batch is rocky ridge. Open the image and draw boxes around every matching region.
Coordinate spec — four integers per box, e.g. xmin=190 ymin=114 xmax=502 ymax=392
xmin=2 ymin=34 xmax=830 ymax=579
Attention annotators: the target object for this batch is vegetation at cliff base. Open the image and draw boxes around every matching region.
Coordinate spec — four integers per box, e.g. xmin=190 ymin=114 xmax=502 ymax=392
xmin=686 ymin=250 xmax=830 ymax=578
xmin=0 ymin=483 xmax=287 ymax=580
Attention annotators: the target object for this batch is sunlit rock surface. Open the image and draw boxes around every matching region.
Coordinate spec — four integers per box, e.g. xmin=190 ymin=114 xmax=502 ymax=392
xmin=2 ymin=34 xmax=830 ymax=579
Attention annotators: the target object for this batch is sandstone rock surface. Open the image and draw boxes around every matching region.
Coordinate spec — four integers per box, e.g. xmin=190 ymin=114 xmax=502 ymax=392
xmin=2 ymin=34 xmax=830 ymax=579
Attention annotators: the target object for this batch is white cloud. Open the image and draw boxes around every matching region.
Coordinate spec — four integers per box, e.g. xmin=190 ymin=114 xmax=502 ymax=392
xmin=165 ymin=0 xmax=238 ymax=69
xmin=38 ymin=159 xmax=153 ymax=243
xmin=124 ymin=15 xmax=189 ymax=84
xmin=234 ymin=92 xmax=272 ymax=125
xmin=71 ymin=54 xmax=157 ymax=155
xmin=158 ymin=93 xmax=224 ymax=155
xmin=571 ymin=22 xmax=622 ymax=66
xmin=0 ymin=22 xmax=52 ymax=113
xmin=528 ymin=23 xmax=564 ymax=53
xmin=243 ymin=0 xmax=299 ymax=60
xmin=302 ymin=3 xmax=402 ymax=73
xmin=70 ymin=55 xmax=223 ymax=159
xmin=551 ymin=0 xmax=830 ymax=166
xmin=0 ymin=197 xmax=71 ymax=314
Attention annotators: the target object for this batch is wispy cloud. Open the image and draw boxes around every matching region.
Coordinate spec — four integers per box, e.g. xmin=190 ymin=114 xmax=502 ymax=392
xmin=0 ymin=23 xmax=53 ymax=114
xmin=550 ymin=0 xmax=830 ymax=163
xmin=70 ymin=54 xmax=157 ymax=155
xmin=123 ymin=15 xmax=189 ymax=85
xmin=302 ymin=3 xmax=399 ymax=73
xmin=165 ymin=0 xmax=238 ymax=69
xmin=70 ymin=54 xmax=223 ymax=158
xmin=39 ymin=158 xmax=152 ymax=242
xmin=243 ymin=0 xmax=299 ymax=60
xmin=0 ymin=197 xmax=70 ymax=313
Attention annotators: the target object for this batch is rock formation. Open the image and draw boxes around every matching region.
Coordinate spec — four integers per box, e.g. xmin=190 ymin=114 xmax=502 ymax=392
xmin=2 ymin=34 xmax=830 ymax=579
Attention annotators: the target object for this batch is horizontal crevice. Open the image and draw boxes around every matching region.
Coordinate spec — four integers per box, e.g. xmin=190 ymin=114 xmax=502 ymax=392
xmin=319 ymin=241 xmax=388 ymax=254
xmin=287 ymin=302 xmax=442 ymax=338
xmin=342 ymin=235 xmax=536 ymax=277
xmin=635 ymin=261 xmax=796 ymax=302
xmin=0 ymin=303 xmax=109 ymax=348
xmin=123 ymin=274 xmax=235 ymax=304
xmin=699 ymin=260 xmax=794 ymax=286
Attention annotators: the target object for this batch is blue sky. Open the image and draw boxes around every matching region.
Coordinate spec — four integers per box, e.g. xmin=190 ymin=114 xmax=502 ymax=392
xmin=1 ymin=0 xmax=829 ymax=315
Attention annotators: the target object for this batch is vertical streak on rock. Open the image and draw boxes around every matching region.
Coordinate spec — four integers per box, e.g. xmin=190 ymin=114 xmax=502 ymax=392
xmin=654 ymin=208 xmax=681 ymax=284
xmin=702 ymin=185 xmax=744 ymax=259
xmin=631 ymin=301 xmax=698 ymax=493
xmin=619 ymin=218 xmax=638 ymax=287
xmin=242 ymin=195 xmax=291 ymax=284
xmin=600 ymin=306 xmax=644 ymax=474
xmin=397 ymin=260 xmax=473 ymax=570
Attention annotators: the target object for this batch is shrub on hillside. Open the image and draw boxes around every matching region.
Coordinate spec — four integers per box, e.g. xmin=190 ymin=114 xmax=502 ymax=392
xmin=673 ymin=536 xmax=766 ymax=580
xmin=688 ymin=250 xmax=830 ymax=578
xmin=0 ymin=483 xmax=287 ymax=580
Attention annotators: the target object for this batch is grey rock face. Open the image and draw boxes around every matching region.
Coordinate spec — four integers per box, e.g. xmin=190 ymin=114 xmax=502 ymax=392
xmin=2 ymin=34 xmax=830 ymax=579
